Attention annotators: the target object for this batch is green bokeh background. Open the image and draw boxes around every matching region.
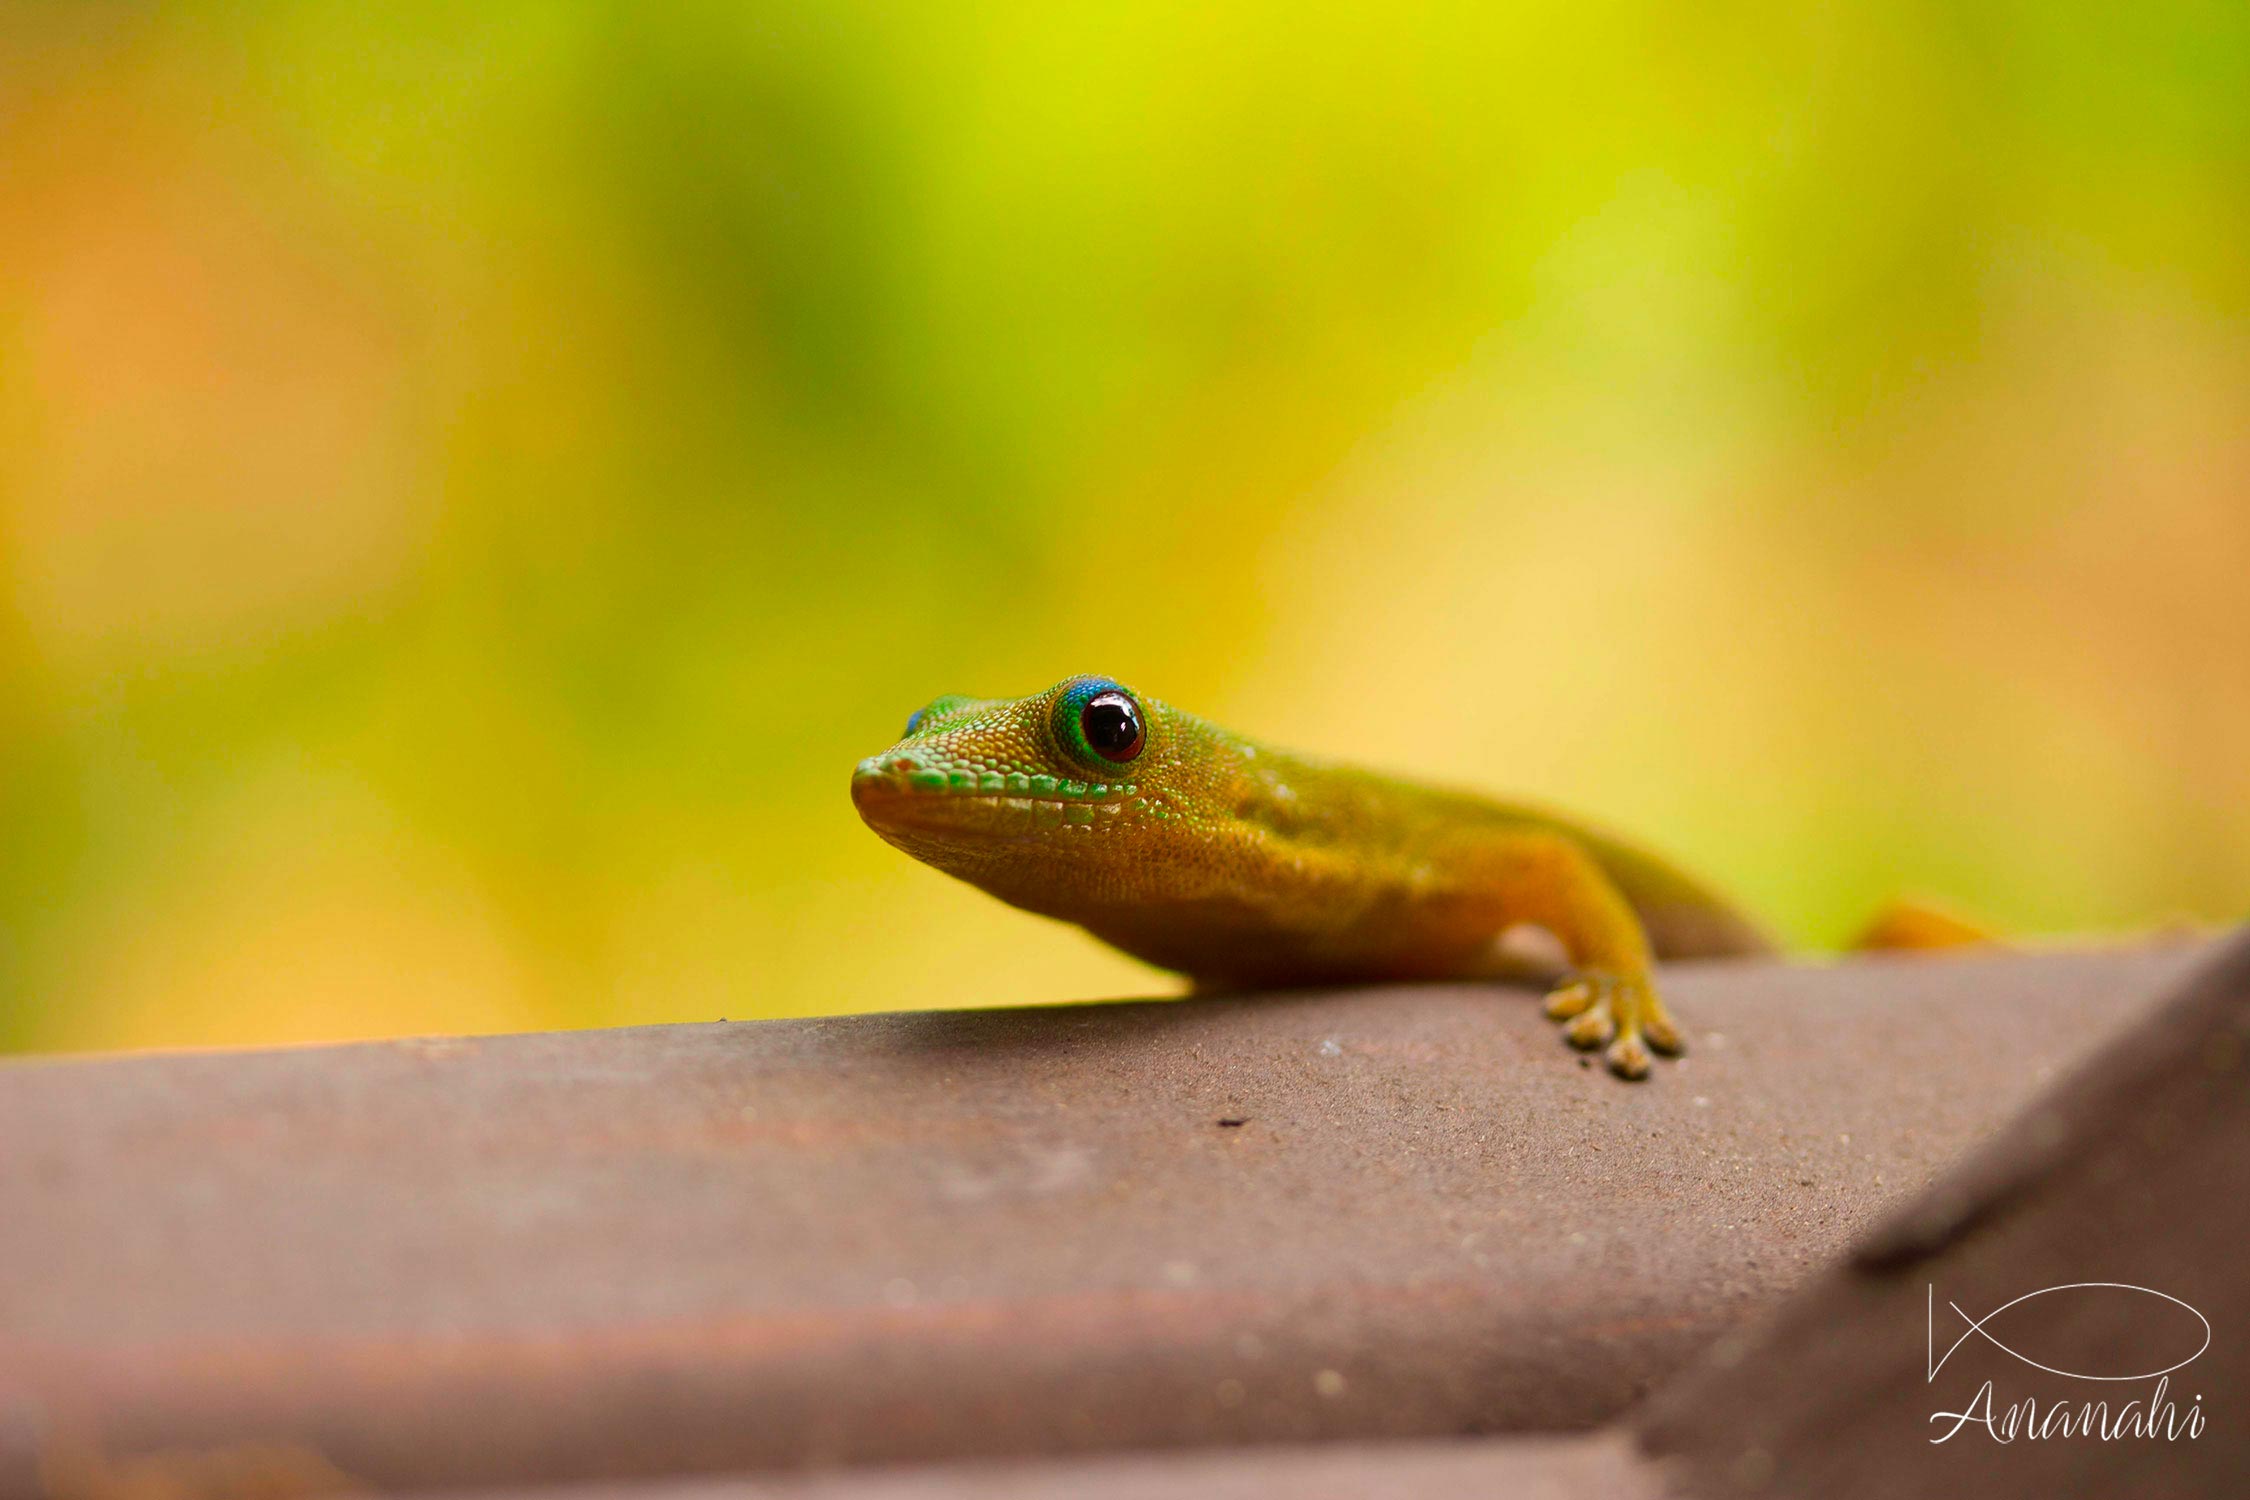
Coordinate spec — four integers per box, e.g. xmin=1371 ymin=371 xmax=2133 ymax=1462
xmin=3 ymin=3 xmax=2245 ymax=1052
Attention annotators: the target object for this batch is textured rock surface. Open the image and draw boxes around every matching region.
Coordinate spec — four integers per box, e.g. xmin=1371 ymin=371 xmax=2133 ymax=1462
xmin=1641 ymin=931 xmax=2250 ymax=1498
xmin=0 ymin=947 xmax=2203 ymax=1495
xmin=427 ymin=1434 xmax=1660 ymax=1500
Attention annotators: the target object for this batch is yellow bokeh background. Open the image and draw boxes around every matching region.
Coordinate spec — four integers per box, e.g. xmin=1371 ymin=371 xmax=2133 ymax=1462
xmin=2 ymin=3 xmax=2245 ymax=1053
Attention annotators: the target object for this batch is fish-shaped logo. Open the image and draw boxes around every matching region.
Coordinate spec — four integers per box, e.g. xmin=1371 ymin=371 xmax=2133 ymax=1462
xmin=1928 ymin=1282 xmax=2211 ymax=1383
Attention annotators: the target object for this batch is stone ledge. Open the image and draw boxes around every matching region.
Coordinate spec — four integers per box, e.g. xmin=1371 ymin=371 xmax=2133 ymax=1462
xmin=0 ymin=946 xmax=2205 ymax=1495
xmin=425 ymin=1433 xmax=1661 ymax=1500
xmin=1640 ymin=930 xmax=2250 ymax=1498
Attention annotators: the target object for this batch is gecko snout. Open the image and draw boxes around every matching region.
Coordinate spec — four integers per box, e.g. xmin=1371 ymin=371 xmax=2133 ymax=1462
xmin=850 ymin=753 xmax=944 ymax=819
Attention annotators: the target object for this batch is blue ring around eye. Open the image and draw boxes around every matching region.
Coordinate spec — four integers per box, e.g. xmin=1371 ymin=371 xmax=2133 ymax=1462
xmin=1050 ymin=676 xmax=1139 ymax=765
xmin=904 ymin=709 xmax=925 ymax=736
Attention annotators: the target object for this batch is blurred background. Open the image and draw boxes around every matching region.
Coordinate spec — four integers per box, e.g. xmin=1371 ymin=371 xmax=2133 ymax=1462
xmin=1 ymin=3 xmax=2244 ymax=1054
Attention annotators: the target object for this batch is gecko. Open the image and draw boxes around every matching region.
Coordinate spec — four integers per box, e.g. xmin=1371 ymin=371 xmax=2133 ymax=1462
xmin=850 ymin=674 xmax=1981 ymax=1080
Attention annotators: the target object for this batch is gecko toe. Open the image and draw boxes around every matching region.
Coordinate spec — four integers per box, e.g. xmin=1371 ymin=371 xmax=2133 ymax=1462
xmin=1563 ymin=1007 xmax=1615 ymax=1049
xmin=1543 ymin=978 xmax=1598 ymax=1021
xmin=1606 ymin=1034 xmax=1653 ymax=1080
xmin=1643 ymin=1012 xmax=1686 ymax=1056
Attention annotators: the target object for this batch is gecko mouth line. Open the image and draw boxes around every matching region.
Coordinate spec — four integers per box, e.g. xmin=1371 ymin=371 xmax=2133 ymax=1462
xmin=850 ymin=779 xmax=1137 ymax=839
xmin=853 ymin=789 xmax=1132 ymax=815
xmin=852 ymin=763 xmax=1134 ymax=805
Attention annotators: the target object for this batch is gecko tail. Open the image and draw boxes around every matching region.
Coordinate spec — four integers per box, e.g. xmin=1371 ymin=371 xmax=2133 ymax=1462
xmin=1850 ymin=898 xmax=1999 ymax=952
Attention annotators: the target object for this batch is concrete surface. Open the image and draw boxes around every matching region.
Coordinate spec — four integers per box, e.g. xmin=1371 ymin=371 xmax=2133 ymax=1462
xmin=416 ymin=1432 xmax=1662 ymax=1500
xmin=0 ymin=946 xmax=2205 ymax=1495
xmin=1640 ymin=930 xmax=2250 ymax=1498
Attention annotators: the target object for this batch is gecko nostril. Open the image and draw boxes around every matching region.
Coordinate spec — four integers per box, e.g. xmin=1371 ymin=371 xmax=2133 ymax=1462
xmin=889 ymin=757 xmax=917 ymax=775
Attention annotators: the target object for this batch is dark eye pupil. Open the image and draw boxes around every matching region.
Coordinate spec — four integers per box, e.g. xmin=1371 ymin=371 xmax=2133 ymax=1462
xmin=1080 ymin=692 xmax=1144 ymax=762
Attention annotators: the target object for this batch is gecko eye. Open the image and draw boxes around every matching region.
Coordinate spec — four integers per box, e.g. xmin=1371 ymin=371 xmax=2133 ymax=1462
xmin=1079 ymin=691 xmax=1144 ymax=763
xmin=904 ymin=709 xmax=926 ymax=736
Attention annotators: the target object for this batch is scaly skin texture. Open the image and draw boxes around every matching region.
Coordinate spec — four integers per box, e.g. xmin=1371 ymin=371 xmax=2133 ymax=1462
xmin=851 ymin=675 xmax=1779 ymax=1080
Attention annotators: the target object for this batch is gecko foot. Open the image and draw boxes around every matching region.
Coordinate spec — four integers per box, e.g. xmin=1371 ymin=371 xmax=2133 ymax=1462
xmin=1542 ymin=971 xmax=1686 ymax=1081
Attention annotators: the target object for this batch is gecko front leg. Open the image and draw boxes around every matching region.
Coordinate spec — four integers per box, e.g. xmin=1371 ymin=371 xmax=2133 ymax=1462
xmin=1479 ymin=831 xmax=1686 ymax=1079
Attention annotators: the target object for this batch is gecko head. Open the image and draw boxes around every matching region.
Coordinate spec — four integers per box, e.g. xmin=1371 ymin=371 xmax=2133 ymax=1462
xmin=852 ymin=675 xmax=1207 ymax=906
